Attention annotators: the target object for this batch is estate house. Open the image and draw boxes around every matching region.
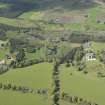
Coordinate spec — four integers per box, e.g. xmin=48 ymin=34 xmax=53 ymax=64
xmin=82 ymin=40 xmax=96 ymax=61
xmin=85 ymin=52 xmax=96 ymax=61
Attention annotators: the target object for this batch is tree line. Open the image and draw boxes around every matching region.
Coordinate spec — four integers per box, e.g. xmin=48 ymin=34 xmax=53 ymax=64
xmin=0 ymin=64 xmax=9 ymax=74
xmin=52 ymin=61 xmax=61 ymax=105
xmin=61 ymin=92 xmax=99 ymax=105
xmin=0 ymin=83 xmax=48 ymax=95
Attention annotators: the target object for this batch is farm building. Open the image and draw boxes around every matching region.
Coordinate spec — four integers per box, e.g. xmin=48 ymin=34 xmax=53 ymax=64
xmin=82 ymin=41 xmax=96 ymax=61
xmin=85 ymin=52 xmax=96 ymax=61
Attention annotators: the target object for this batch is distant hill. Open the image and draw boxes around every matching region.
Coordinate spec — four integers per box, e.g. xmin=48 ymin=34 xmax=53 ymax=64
xmin=0 ymin=0 xmax=99 ymax=18
xmin=0 ymin=0 xmax=105 ymax=31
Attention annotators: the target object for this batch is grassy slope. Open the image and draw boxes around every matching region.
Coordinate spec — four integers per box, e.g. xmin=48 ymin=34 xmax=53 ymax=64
xmin=0 ymin=63 xmax=52 ymax=88
xmin=60 ymin=65 xmax=105 ymax=105
xmin=0 ymin=62 xmax=105 ymax=105
xmin=18 ymin=2 xmax=105 ymax=31
xmin=0 ymin=63 xmax=52 ymax=105
xmin=0 ymin=1 xmax=105 ymax=105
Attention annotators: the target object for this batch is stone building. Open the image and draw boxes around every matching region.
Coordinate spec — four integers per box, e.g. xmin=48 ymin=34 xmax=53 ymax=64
xmin=85 ymin=52 xmax=96 ymax=61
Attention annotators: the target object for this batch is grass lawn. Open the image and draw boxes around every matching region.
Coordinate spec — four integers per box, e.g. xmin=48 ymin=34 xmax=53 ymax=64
xmin=60 ymin=65 xmax=105 ymax=105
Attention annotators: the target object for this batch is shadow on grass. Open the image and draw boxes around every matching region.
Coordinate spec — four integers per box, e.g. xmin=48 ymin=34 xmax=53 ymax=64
xmin=0 ymin=0 xmax=99 ymax=18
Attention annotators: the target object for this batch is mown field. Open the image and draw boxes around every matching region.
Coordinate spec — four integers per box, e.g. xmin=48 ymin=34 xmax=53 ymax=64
xmin=0 ymin=62 xmax=105 ymax=105
xmin=60 ymin=65 xmax=105 ymax=105
xmin=0 ymin=63 xmax=52 ymax=88
xmin=0 ymin=63 xmax=52 ymax=105
xmin=0 ymin=1 xmax=105 ymax=105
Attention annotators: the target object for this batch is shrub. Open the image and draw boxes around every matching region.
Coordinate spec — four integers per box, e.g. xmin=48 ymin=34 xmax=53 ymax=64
xmin=0 ymin=64 xmax=9 ymax=74
xmin=83 ymin=71 xmax=88 ymax=74
xmin=78 ymin=62 xmax=86 ymax=71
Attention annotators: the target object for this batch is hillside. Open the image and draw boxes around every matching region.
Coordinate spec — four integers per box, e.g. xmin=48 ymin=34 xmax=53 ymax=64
xmin=0 ymin=0 xmax=100 ymax=18
xmin=0 ymin=1 xmax=105 ymax=105
xmin=0 ymin=0 xmax=105 ymax=32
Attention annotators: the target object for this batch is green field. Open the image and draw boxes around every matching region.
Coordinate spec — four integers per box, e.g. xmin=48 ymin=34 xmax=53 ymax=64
xmin=60 ymin=65 xmax=105 ymax=105
xmin=0 ymin=63 xmax=52 ymax=88
xmin=0 ymin=1 xmax=105 ymax=105
xmin=0 ymin=91 xmax=50 ymax=105
xmin=0 ymin=63 xmax=52 ymax=105
xmin=0 ymin=63 xmax=104 ymax=105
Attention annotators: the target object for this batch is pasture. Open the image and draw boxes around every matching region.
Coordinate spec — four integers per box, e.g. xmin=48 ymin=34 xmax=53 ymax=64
xmin=0 ymin=1 xmax=105 ymax=105
xmin=60 ymin=65 xmax=105 ymax=105
xmin=0 ymin=63 xmax=53 ymax=88
xmin=0 ymin=91 xmax=50 ymax=105
xmin=0 ymin=62 xmax=105 ymax=105
xmin=0 ymin=63 xmax=52 ymax=105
